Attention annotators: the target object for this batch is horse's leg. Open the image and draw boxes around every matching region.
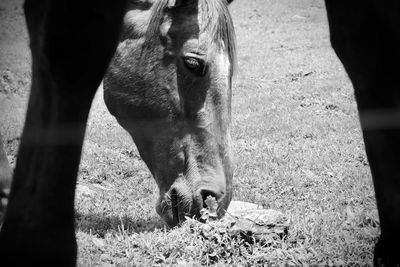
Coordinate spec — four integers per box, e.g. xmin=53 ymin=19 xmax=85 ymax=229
xmin=0 ymin=0 xmax=127 ymax=265
xmin=325 ymin=1 xmax=400 ymax=266
xmin=0 ymin=130 xmax=13 ymax=218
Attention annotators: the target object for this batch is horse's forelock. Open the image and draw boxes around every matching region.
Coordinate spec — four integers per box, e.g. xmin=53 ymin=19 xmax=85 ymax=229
xmin=145 ymin=0 xmax=237 ymax=76
xmin=143 ymin=0 xmax=169 ymax=48
xmin=199 ymin=0 xmax=237 ymax=76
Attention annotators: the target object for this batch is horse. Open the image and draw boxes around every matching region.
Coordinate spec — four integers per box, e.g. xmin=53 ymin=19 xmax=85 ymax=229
xmin=0 ymin=0 xmax=398 ymax=266
xmin=325 ymin=2 xmax=400 ymax=265
xmin=102 ymin=0 xmax=236 ymax=227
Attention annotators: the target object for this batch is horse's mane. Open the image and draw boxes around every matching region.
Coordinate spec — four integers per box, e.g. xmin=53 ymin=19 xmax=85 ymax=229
xmin=145 ymin=0 xmax=237 ymax=76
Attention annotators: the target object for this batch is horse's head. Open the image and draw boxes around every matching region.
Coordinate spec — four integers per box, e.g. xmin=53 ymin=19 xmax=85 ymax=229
xmin=104 ymin=0 xmax=236 ymax=227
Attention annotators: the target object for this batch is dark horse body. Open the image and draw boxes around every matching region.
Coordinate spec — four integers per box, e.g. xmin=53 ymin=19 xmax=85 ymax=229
xmin=0 ymin=0 xmax=399 ymax=266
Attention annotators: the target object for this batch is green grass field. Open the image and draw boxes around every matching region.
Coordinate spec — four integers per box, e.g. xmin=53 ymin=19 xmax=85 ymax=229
xmin=0 ymin=0 xmax=378 ymax=265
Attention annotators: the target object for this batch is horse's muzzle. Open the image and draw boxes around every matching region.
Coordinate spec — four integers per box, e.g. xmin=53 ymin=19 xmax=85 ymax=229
xmin=156 ymin=181 xmax=227 ymax=227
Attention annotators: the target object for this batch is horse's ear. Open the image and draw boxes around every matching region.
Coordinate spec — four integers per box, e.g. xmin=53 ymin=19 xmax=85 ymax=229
xmin=226 ymin=0 xmax=234 ymax=4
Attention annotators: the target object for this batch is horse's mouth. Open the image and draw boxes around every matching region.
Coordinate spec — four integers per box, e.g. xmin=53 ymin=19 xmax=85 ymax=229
xmin=156 ymin=191 xmax=195 ymax=227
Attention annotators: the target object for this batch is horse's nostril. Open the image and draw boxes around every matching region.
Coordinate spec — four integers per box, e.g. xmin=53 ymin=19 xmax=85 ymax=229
xmin=199 ymin=189 xmax=224 ymax=208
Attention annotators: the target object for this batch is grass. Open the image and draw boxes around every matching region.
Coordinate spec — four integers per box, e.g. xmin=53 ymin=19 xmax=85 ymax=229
xmin=0 ymin=0 xmax=379 ymax=265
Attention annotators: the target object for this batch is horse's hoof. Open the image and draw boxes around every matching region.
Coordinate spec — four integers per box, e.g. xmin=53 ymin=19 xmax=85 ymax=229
xmin=374 ymin=255 xmax=400 ymax=267
xmin=374 ymin=238 xmax=400 ymax=267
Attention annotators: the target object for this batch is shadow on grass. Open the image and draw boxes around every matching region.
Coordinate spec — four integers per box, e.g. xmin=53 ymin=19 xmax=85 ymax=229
xmin=75 ymin=212 xmax=165 ymax=237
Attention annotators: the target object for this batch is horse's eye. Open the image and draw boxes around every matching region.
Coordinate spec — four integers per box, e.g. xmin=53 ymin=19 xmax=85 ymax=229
xmin=183 ymin=56 xmax=207 ymax=76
